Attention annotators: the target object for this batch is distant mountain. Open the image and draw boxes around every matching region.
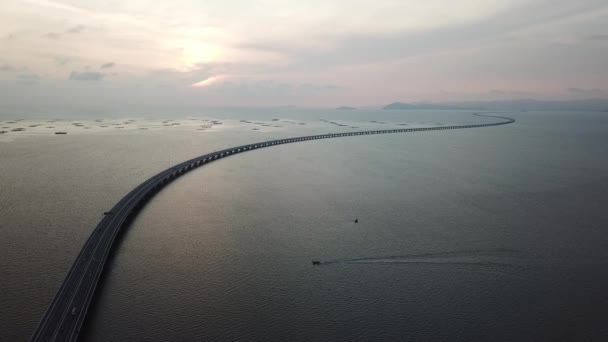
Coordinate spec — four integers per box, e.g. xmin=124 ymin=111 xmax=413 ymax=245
xmin=383 ymin=99 xmax=608 ymax=111
xmin=336 ymin=106 xmax=356 ymax=110
xmin=382 ymin=102 xmax=412 ymax=110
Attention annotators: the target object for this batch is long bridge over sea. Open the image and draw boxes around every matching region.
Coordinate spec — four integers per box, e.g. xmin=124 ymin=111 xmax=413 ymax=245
xmin=30 ymin=113 xmax=515 ymax=341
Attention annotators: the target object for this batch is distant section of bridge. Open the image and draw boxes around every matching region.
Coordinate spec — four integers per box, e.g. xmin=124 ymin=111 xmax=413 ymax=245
xmin=30 ymin=113 xmax=515 ymax=342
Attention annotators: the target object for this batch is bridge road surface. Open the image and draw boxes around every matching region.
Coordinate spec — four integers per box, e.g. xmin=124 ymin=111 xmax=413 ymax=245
xmin=30 ymin=113 xmax=515 ymax=341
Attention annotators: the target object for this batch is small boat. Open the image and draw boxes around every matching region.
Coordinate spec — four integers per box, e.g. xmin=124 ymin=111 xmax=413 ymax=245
xmin=312 ymin=261 xmax=321 ymax=265
xmin=354 ymin=219 xmax=358 ymax=223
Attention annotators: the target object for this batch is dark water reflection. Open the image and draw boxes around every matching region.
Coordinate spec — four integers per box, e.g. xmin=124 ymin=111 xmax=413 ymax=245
xmin=1 ymin=110 xmax=607 ymax=341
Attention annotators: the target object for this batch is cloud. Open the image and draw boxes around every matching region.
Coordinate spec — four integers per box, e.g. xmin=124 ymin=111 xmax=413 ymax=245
xmin=567 ymin=87 xmax=605 ymax=96
xmin=0 ymin=64 xmax=27 ymax=72
xmin=54 ymin=56 xmax=72 ymax=67
xmin=100 ymin=62 xmax=115 ymax=69
xmin=488 ymin=89 xmax=536 ymax=98
xmin=69 ymin=71 xmax=104 ymax=81
xmin=199 ymin=78 xmax=341 ymax=97
xmin=16 ymin=73 xmax=40 ymax=83
xmin=585 ymin=34 xmax=608 ymax=41
xmin=45 ymin=32 xmax=62 ymax=40
xmin=238 ymin=1 xmax=608 ymax=72
xmin=45 ymin=26 xmax=86 ymax=40
xmin=66 ymin=25 xmax=85 ymax=34
xmin=191 ymin=75 xmax=225 ymax=88
xmin=143 ymin=66 xmax=218 ymax=88
xmin=1 ymin=0 xmax=607 ymax=107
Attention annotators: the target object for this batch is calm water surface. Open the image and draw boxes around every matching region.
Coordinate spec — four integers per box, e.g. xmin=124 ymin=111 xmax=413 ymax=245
xmin=1 ymin=110 xmax=607 ymax=341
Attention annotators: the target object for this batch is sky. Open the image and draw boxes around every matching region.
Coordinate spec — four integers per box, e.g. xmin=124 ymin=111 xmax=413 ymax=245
xmin=1 ymin=0 xmax=607 ymax=108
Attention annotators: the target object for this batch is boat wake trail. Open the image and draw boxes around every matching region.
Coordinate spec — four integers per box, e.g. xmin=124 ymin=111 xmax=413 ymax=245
xmin=316 ymin=248 xmax=526 ymax=276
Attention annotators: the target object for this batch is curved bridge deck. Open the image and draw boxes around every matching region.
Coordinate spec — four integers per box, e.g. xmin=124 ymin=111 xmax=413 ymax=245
xmin=30 ymin=113 xmax=515 ymax=341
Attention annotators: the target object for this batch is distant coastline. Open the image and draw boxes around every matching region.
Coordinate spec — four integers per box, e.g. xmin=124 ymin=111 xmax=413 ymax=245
xmin=382 ymin=98 xmax=608 ymax=112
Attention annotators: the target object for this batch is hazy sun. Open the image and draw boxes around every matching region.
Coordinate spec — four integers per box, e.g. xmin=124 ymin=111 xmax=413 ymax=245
xmin=180 ymin=43 xmax=222 ymax=69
